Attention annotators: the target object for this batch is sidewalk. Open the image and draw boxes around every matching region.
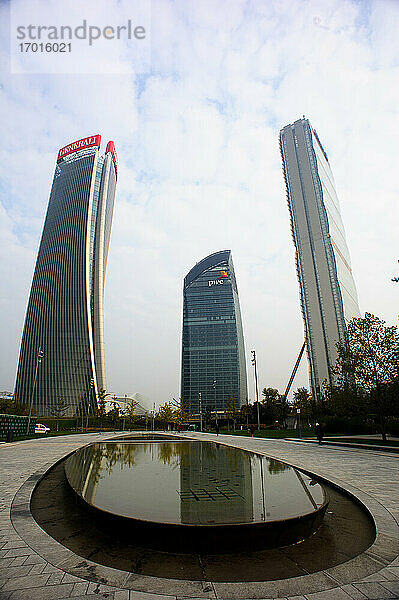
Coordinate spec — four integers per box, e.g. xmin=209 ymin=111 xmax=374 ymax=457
xmin=1 ymin=431 xmax=399 ymax=600
xmin=285 ymin=436 xmax=399 ymax=453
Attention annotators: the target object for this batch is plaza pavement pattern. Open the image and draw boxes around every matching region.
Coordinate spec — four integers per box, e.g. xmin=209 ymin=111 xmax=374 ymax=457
xmin=0 ymin=431 xmax=398 ymax=600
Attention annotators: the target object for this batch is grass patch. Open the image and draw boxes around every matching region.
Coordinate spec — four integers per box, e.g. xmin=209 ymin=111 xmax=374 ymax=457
xmin=217 ymin=429 xmax=382 ymax=440
xmin=0 ymin=429 xmax=101 ymax=442
xmin=330 ymin=437 xmax=399 ymax=447
xmin=219 ymin=428 xmax=314 ymax=439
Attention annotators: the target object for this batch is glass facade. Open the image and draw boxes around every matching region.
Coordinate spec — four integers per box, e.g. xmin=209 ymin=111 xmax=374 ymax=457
xmin=181 ymin=250 xmax=247 ymax=414
xmin=14 ymin=137 xmax=117 ymax=416
xmin=280 ymin=118 xmax=360 ymax=398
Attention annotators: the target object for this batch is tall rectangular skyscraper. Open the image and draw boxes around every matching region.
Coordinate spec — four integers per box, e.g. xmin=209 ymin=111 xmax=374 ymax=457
xmin=280 ymin=118 xmax=360 ymax=399
xmin=181 ymin=250 xmax=247 ymax=415
xmin=14 ymin=135 xmax=117 ymax=416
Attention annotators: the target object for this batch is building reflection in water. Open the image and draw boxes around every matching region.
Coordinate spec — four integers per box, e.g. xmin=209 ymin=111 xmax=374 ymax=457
xmin=178 ymin=442 xmax=254 ymax=524
xmin=65 ymin=441 xmax=325 ymax=525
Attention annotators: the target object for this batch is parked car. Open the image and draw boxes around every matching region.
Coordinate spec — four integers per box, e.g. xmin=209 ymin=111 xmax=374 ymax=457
xmin=35 ymin=423 xmax=50 ymax=434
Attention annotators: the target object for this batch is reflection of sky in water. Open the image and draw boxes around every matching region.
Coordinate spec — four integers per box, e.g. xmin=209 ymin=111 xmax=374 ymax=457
xmin=65 ymin=442 xmax=325 ymax=525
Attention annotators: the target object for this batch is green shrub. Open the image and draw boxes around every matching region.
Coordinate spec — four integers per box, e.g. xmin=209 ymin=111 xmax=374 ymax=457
xmin=323 ymin=416 xmax=375 ymax=435
xmin=387 ymin=418 xmax=399 ymax=436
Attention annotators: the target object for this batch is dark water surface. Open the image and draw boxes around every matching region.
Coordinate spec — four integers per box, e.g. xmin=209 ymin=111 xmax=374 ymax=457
xmin=65 ymin=441 xmax=325 ymax=525
xmin=32 ymin=443 xmax=375 ymax=581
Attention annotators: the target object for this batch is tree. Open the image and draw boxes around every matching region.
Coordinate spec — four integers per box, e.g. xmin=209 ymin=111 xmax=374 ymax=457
xmin=123 ymin=399 xmax=139 ymax=430
xmin=262 ymin=387 xmax=279 ymax=403
xmin=275 ymin=394 xmax=289 ymax=428
xmin=0 ymin=397 xmax=30 ymax=416
xmin=108 ymin=398 xmax=122 ymax=429
xmin=50 ymin=397 xmax=70 ymax=431
xmin=172 ymin=398 xmax=189 ymax=426
xmin=96 ymin=389 xmax=112 ymax=428
xmin=293 ymin=387 xmax=316 ymax=424
xmin=157 ymin=402 xmax=176 ymax=428
xmin=240 ymin=402 xmax=252 ymax=427
xmin=335 ymin=313 xmax=399 ymax=441
xmin=260 ymin=387 xmax=278 ymax=423
xmin=97 ymin=389 xmax=109 ymax=417
xmin=225 ymin=396 xmax=239 ymax=430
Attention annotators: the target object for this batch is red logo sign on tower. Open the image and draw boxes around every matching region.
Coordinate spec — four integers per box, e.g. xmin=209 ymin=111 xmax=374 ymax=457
xmin=57 ymin=135 xmax=101 ymax=162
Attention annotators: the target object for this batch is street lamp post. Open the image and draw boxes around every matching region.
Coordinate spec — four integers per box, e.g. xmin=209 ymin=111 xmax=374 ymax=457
xmin=251 ymin=350 xmax=260 ymax=431
xmin=86 ymin=378 xmax=94 ymax=432
xmin=391 ymin=259 xmax=399 ymax=282
xmin=213 ymin=379 xmax=217 ymax=426
xmin=199 ymin=392 xmax=203 ymax=432
xmin=26 ymin=347 xmax=44 ymax=435
xmin=123 ymin=394 xmax=127 ymax=431
xmin=297 ymin=408 xmax=301 ymax=438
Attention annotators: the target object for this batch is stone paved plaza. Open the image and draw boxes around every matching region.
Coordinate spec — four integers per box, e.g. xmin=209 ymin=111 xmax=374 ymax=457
xmin=1 ymin=431 xmax=398 ymax=600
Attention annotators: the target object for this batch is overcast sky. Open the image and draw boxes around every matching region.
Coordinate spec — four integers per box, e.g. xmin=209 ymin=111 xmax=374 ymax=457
xmin=1 ymin=0 xmax=398 ymax=408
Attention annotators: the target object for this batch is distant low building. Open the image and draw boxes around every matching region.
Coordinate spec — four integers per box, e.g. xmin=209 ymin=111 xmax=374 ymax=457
xmin=105 ymin=393 xmax=152 ymax=416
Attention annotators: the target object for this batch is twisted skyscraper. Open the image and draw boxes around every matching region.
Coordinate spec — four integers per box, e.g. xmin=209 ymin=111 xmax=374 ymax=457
xmin=14 ymin=135 xmax=117 ymax=415
xmin=280 ymin=118 xmax=360 ymax=399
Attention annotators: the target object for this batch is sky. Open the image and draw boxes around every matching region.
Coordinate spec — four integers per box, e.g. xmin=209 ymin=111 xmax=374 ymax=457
xmin=0 ymin=0 xmax=398 ymax=409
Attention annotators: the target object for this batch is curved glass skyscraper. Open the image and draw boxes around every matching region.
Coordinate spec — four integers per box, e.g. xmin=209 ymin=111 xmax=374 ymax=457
xmin=280 ymin=118 xmax=360 ymax=399
xmin=181 ymin=250 xmax=247 ymax=415
xmin=14 ymin=135 xmax=117 ymax=416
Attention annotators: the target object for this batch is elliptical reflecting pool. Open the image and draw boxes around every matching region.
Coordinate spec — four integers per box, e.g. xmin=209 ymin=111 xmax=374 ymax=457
xmin=64 ymin=440 xmax=328 ymax=551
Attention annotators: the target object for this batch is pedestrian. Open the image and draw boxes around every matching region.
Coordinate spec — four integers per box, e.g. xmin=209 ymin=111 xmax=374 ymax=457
xmin=215 ymin=423 xmax=219 ymax=436
xmin=249 ymin=424 xmax=255 ymax=437
xmin=315 ymin=422 xmax=324 ymax=445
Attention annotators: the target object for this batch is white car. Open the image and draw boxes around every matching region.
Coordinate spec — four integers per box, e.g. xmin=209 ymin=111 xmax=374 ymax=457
xmin=35 ymin=424 xmax=50 ymax=434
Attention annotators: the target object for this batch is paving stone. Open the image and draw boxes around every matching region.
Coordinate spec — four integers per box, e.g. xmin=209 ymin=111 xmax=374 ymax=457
xmin=325 ymin=553 xmax=388 ymax=585
xmin=1 ymin=573 xmax=50 ymax=591
xmin=87 ymin=582 xmax=117 ymax=594
xmin=380 ymin=581 xmax=399 ymax=595
xmin=339 ymin=586 xmax=368 ymax=600
xmin=138 ymin=593 xmax=177 ymax=600
xmin=3 ymin=548 xmax=33 ymax=558
xmin=46 ymin=571 xmax=65 ymax=585
xmin=61 ymin=572 xmax=85 ymax=584
xmin=360 ymin=571 xmax=390 ymax=583
xmin=39 ymin=564 xmax=59 ymax=574
xmin=70 ymin=581 xmax=90 ymax=596
xmin=384 ymin=567 xmax=399 ymax=579
xmin=63 ymin=595 xmax=115 ymax=600
xmin=134 ymin=593 xmax=177 ymax=600
xmin=113 ymin=591 xmax=130 ymax=600
xmin=304 ymin=588 xmax=352 ymax=599
xmin=0 ymin=565 xmax=33 ymax=581
xmin=8 ymin=556 xmax=27 ymax=567
xmin=23 ymin=553 xmax=46 ymax=565
xmin=353 ymin=582 xmax=397 ymax=599
xmin=0 ymin=558 xmax=14 ymax=568
xmin=1 ymin=541 xmax=28 ymax=550
xmin=7 ymin=583 xmax=75 ymax=600
xmin=28 ymin=563 xmax=47 ymax=575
